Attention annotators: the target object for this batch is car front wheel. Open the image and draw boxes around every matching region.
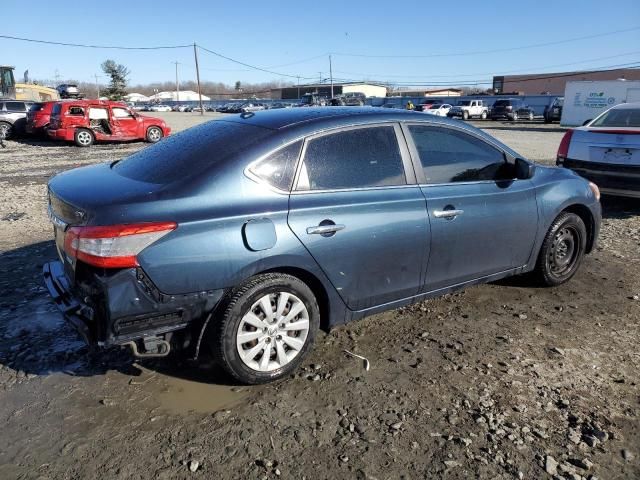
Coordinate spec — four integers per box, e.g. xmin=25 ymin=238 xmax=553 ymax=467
xmin=210 ymin=273 xmax=320 ymax=384
xmin=533 ymin=212 xmax=587 ymax=287
xmin=0 ymin=121 xmax=13 ymax=139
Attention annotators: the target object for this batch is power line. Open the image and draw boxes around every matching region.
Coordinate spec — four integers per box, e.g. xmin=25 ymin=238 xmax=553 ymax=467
xmin=197 ymin=44 xmax=317 ymax=80
xmin=331 ymin=26 xmax=640 ymax=58
xmin=334 ymin=63 xmax=640 ymax=87
xmin=0 ymin=34 xmax=191 ymax=50
xmin=333 ymin=51 xmax=640 ymax=80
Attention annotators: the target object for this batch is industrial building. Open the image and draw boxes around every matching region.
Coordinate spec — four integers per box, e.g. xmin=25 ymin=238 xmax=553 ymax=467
xmin=492 ymin=68 xmax=640 ymax=95
xmin=271 ymin=82 xmax=387 ymax=100
xmin=394 ymin=88 xmax=462 ymax=97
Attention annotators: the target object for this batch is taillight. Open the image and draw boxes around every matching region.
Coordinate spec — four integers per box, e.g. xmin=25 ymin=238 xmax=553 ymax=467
xmin=556 ymin=129 xmax=574 ymax=163
xmin=64 ymin=222 xmax=176 ymax=268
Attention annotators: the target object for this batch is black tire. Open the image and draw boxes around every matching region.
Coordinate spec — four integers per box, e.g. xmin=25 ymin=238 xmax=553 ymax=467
xmin=74 ymin=128 xmax=94 ymax=147
xmin=512 ymin=112 xmax=518 ymax=121
xmin=209 ymin=273 xmax=320 ymax=384
xmin=533 ymin=212 xmax=587 ymax=287
xmin=146 ymin=126 xmax=163 ymax=143
xmin=544 ymin=115 xmax=552 ymax=124
xmin=481 ymin=111 xmax=487 ymax=120
xmin=0 ymin=121 xmax=12 ymax=140
xmin=462 ymin=111 xmax=469 ymax=120
xmin=528 ymin=112 xmax=534 ymax=121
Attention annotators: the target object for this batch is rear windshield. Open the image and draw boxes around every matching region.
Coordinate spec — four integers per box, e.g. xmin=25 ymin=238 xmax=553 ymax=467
xmin=493 ymin=100 xmax=513 ymax=107
xmin=113 ymin=121 xmax=273 ymax=184
xmin=29 ymin=103 xmax=44 ymax=112
xmin=590 ymin=107 xmax=640 ymax=128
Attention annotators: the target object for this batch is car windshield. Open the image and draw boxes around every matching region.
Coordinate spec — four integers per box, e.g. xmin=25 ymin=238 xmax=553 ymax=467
xmin=113 ymin=121 xmax=273 ymax=184
xmin=590 ymin=107 xmax=640 ymax=128
xmin=300 ymin=96 xmax=313 ymax=104
xmin=430 ymin=104 xmax=442 ymax=108
xmin=555 ymin=98 xmax=564 ymax=107
xmin=457 ymin=101 xmax=471 ymax=106
xmin=493 ymin=100 xmax=511 ymax=107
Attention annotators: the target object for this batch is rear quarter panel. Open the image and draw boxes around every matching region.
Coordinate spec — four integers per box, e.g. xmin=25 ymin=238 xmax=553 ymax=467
xmin=527 ymin=165 xmax=600 ymax=266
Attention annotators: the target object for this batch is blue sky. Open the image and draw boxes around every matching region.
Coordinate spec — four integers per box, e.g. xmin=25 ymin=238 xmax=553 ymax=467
xmin=2 ymin=0 xmax=639 ymax=88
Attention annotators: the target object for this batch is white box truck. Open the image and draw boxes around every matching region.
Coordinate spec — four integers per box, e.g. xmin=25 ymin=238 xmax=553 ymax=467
xmin=560 ymin=80 xmax=640 ymax=126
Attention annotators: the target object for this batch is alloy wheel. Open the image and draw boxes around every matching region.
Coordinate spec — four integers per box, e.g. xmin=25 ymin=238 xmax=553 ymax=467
xmin=236 ymin=292 xmax=310 ymax=372
xmin=77 ymin=130 xmax=92 ymax=146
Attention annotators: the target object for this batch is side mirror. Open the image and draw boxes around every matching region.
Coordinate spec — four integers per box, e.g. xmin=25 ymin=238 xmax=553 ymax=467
xmin=515 ymin=158 xmax=535 ymax=179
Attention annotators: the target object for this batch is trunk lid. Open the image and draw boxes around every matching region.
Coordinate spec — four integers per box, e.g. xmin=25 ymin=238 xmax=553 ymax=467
xmin=568 ymin=128 xmax=640 ymax=165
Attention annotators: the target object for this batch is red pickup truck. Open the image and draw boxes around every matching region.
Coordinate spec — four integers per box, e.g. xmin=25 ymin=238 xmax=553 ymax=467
xmin=47 ymin=100 xmax=171 ymax=147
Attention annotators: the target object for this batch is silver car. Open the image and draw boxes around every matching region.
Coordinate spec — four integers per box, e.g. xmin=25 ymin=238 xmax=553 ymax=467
xmin=557 ymin=102 xmax=640 ymax=198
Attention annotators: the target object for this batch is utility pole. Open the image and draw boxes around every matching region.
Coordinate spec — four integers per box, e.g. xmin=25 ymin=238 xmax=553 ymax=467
xmin=318 ymin=72 xmax=322 ymax=84
xmin=172 ymin=61 xmax=180 ymax=106
xmin=94 ymin=74 xmax=100 ymax=99
xmin=297 ymin=76 xmax=300 ymax=99
xmin=329 ymin=54 xmax=334 ymax=99
xmin=193 ymin=43 xmax=204 ymax=115
xmin=54 ymin=69 xmax=61 ymax=84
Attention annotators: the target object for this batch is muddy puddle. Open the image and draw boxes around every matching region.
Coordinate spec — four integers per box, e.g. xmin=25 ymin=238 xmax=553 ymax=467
xmin=155 ymin=375 xmax=251 ymax=415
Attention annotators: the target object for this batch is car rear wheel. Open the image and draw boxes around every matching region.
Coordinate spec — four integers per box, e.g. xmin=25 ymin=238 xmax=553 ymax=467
xmin=74 ymin=128 xmax=94 ymax=147
xmin=533 ymin=212 xmax=587 ymax=287
xmin=0 ymin=121 xmax=12 ymax=140
xmin=481 ymin=111 xmax=487 ymax=120
xmin=210 ymin=273 xmax=320 ymax=384
xmin=146 ymin=126 xmax=163 ymax=143
xmin=528 ymin=112 xmax=534 ymax=121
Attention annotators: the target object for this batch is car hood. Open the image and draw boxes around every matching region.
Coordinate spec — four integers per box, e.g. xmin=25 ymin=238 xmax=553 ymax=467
xmin=48 ymin=162 xmax=179 ymax=225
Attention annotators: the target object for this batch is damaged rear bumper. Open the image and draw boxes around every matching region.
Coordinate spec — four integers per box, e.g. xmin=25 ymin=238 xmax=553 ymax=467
xmin=43 ymin=260 xmax=225 ymax=351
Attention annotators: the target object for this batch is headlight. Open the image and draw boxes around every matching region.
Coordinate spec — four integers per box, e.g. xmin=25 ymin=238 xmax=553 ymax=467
xmin=588 ymin=182 xmax=600 ymax=201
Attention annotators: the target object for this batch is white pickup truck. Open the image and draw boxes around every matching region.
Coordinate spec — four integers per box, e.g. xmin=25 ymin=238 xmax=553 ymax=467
xmin=447 ymin=99 xmax=489 ymax=120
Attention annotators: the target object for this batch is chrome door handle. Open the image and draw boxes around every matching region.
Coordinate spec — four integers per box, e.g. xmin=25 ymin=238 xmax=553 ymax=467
xmin=306 ymin=224 xmax=345 ymax=235
xmin=433 ymin=209 xmax=464 ymax=219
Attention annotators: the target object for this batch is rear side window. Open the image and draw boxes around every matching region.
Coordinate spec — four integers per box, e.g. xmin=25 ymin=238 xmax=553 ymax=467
xmin=408 ymin=125 xmax=510 ymax=184
xmin=114 ymin=121 xmax=272 ymax=184
xmin=249 ymin=140 xmax=302 ymax=191
xmin=5 ymin=101 xmax=25 ymax=112
xmin=68 ymin=106 xmax=84 ymax=116
xmin=296 ymin=126 xmax=405 ymax=191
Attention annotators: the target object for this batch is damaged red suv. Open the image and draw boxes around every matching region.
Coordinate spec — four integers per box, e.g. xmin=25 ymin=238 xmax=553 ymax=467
xmin=47 ymin=100 xmax=171 ymax=147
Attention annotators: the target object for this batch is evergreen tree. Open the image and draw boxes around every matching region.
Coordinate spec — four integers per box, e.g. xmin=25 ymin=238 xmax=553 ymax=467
xmin=101 ymin=60 xmax=130 ymax=100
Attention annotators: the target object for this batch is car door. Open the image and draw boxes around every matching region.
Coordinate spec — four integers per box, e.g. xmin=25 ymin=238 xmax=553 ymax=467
xmin=110 ymin=106 xmax=139 ymax=139
xmin=287 ymin=124 xmax=430 ymax=311
xmin=402 ymin=123 xmax=538 ymax=292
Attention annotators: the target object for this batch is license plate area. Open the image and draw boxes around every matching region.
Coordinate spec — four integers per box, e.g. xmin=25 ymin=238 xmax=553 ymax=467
xmin=591 ymin=147 xmax=637 ymax=165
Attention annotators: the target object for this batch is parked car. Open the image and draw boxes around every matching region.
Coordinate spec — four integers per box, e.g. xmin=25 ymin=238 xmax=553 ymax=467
xmin=423 ymin=103 xmax=452 ymax=117
xmin=56 ymin=84 xmax=83 ymax=99
xmin=491 ymin=99 xmax=536 ymax=121
xmin=26 ymin=101 xmax=57 ymax=135
xmin=381 ymin=103 xmax=402 ymax=109
xmin=447 ymin=100 xmax=489 ymax=120
xmin=556 ymin=102 xmax=640 ymax=198
xmin=0 ymin=99 xmax=35 ymax=138
xmin=544 ymin=97 xmax=564 ymax=124
xmin=47 ymin=100 xmax=171 ymax=147
xmin=299 ymin=93 xmax=327 ymax=107
xmin=330 ymin=92 xmax=367 ymax=106
xmin=415 ymin=100 xmax=440 ymax=112
xmin=269 ymin=102 xmax=289 ymax=109
xmin=43 ymin=107 xmax=600 ymax=384
xmin=240 ymin=103 xmax=266 ymax=113
xmin=149 ymin=104 xmax=172 ymax=112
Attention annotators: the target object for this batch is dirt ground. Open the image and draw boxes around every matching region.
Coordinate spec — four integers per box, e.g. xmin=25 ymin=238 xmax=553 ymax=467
xmin=0 ymin=113 xmax=638 ymax=480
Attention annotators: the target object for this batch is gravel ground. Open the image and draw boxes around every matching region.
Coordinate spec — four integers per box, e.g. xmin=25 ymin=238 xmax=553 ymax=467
xmin=0 ymin=113 xmax=638 ymax=480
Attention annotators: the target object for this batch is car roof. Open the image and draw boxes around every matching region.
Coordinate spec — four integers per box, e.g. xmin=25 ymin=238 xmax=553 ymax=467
xmin=611 ymin=101 xmax=640 ymax=110
xmin=223 ymin=106 xmax=463 ymax=131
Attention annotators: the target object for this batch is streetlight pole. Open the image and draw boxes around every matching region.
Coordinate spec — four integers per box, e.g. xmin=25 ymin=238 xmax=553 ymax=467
xmin=172 ymin=61 xmax=180 ymax=106
xmin=329 ymin=54 xmax=334 ymax=99
xmin=193 ymin=42 xmax=204 ymax=115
